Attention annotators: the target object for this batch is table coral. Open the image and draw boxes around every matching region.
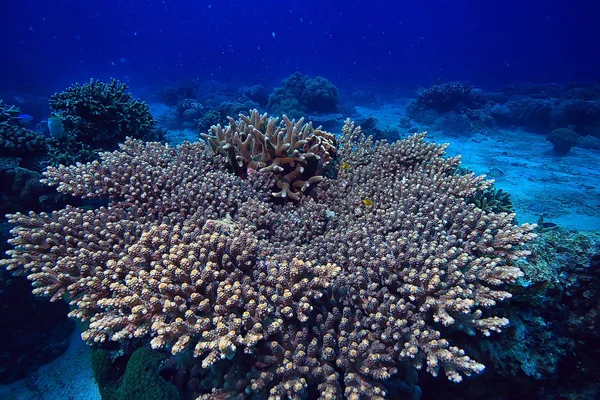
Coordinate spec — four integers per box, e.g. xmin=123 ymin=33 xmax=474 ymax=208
xmin=2 ymin=115 xmax=536 ymax=399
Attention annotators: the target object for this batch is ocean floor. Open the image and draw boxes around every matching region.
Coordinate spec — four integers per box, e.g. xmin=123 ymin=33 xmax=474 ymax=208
xmin=355 ymin=102 xmax=600 ymax=232
xmin=0 ymin=329 xmax=100 ymax=400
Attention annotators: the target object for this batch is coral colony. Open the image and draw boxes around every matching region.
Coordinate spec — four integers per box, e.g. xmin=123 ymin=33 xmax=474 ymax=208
xmin=1 ymin=108 xmax=536 ymax=399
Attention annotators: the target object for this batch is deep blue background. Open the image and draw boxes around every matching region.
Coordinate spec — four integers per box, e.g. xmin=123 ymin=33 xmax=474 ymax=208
xmin=1 ymin=0 xmax=598 ymax=95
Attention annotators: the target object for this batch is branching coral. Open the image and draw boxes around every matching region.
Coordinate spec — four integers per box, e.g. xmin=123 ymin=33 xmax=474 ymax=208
xmin=468 ymin=187 xmax=514 ymax=214
xmin=202 ymin=109 xmax=336 ymax=200
xmin=49 ymin=78 xmax=156 ymax=148
xmin=2 ymin=115 xmax=536 ymax=399
xmin=0 ymin=100 xmax=49 ymax=157
xmin=0 ymin=100 xmax=23 ymax=123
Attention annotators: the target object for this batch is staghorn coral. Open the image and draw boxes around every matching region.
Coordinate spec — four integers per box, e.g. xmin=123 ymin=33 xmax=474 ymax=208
xmin=202 ymin=109 xmax=336 ymax=200
xmin=2 ymin=116 xmax=536 ymax=399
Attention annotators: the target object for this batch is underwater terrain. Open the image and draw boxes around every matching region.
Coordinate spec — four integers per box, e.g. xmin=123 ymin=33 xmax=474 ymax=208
xmin=0 ymin=1 xmax=599 ymax=400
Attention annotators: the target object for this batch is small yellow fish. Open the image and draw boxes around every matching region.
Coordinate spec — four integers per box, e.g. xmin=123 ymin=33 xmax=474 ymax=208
xmin=341 ymin=162 xmax=350 ymax=171
xmin=362 ymin=198 xmax=373 ymax=207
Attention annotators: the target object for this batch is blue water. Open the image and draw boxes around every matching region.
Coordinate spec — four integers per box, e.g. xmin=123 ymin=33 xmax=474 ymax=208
xmin=1 ymin=0 xmax=598 ymax=95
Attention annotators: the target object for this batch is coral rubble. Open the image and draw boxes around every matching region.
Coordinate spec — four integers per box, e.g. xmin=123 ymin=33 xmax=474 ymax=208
xmin=1 ymin=115 xmax=536 ymax=399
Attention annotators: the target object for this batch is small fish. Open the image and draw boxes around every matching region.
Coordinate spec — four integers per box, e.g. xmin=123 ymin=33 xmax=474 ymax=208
xmin=47 ymin=115 xmax=66 ymax=139
xmin=362 ymin=198 xmax=373 ymax=207
xmin=16 ymin=114 xmax=33 ymax=124
xmin=341 ymin=162 xmax=350 ymax=171
xmin=487 ymin=167 xmax=504 ymax=178
xmin=13 ymin=95 xmax=25 ymax=104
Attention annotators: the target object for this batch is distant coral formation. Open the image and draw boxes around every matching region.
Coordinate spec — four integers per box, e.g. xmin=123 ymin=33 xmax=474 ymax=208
xmin=49 ymin=78 xmax=156 ymax=149
xmin=413 ymin=82 xmax=474 ymax=112
xmin=2 ymin=116 xmax=536 ymax=399
xmin=547 ymin=127 xmax=580 ymax=156
xmin=268 ymin=72 xmax=340 ymax=118
xmin=405 ymin=81 xmax=600 ymax=143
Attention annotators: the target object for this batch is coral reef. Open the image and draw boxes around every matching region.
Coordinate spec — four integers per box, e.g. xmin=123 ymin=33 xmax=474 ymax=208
xmin=502 ymin=97 xmax=553 ymax=129
xmin=268 ymin=72 xmax=340 ymax=117
xmin=202 ymin=110 xmax=337 ymax=200
xmin=356 ymin=116 xmax=400 ymax=141
xmin=418 ymin=229 xmax=600 ymax=400
xmin=2 ymin=117 xmax=536 ymax=399
xmin=197 ymin=101 xmax=259 ymax=132
xmin=0 ymin=99 xmax=22 ymax=123
xmin=0 ymin=88 xmax=163 ymax=387
xmin=0 ymin=100 xmax=49 ymax=162
xmin=413 ymin=82 xmax=474 ymax=112
xmin=0 ymin=101 xmax=79 ymax=214
xmin=155 ymin=80 xmax=201 ymax=106
xmin=467 ymin=187 xmax=514 ymax=214
xmin=46 ymin=137 xmax=101 ymax=167
xmin=433 ymin=111 xmax=474 ymax=135
xmin=155 ymin=98 xmax=209 ymax=131
xmin=240 ymin=84 xmax=269 ymax=107
xmin=546 ymin=127 xmax=581 ymax=156
xmin=49 ymin=78 xmax=156 ymax=149
xmin=406 ymin=82 xmax=493 ymax=134
xmin=1 ymin=78 xmax=172 ymax=368
xmin=153 ymin=80 xmax=262 ymax=132
xmin=154 ymin=81 xmax=268 ymax=133
xmin=406 ymin=81 xmax=600 ymax=140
